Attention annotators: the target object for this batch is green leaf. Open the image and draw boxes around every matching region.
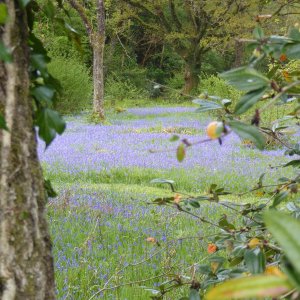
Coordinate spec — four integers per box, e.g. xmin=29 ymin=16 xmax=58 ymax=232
xmin=36 ymin=108 xmax=65 ymax=146
xmin=228 ymin=120 xmax=265 ymax=150
xmin=244 ymin=248 xmax=266 ymax=274
xmin=235 ymin=87 xmax=267 ymax=115
xmin=177 ymin=144 xmax=185 ymax=162
xmin=193 ymin=99 xmax=222 ymax=112
xmin=150 ymin=178 xmax=175 ymax=192
xmin=0 ymin=3 xmax=7 ymax=24
xmin=288 ymin=28 xmax=300 ymax=42
xmin=205 ymin=275 xmax=293 ymax=300
xmin=189 ymin=289 xmax=201 ymax=300
xmin=264 ymin=211 xmax=300 ymax=274
xmin=285 ymin=42 xmax=300 ymax=59
xmin=220 ymin=67 xmax=270 ymax=92
xmin=283 ymin=159 xmax=300 ymax=168
xmin=30 ymin=53 xmax=50 ymax=75
xmin=18 ymin=0 xmax=31 ymax=8
xmin=253 ymin=26 xmax=264 ymax=39
xmin=170 ymin=135 xmax=180 ymax=142
xmin=271 ymin=191 xmax=289 ymax=208
xmin=44 ymin=179 xmax=57 ymax=198
xmin=31 ymin=86 xmax=55 ymax=105
xmin=0 ymin=114 xmax=8 ymax=130
xmin=0 ymin=42 xmax=12 ymax=62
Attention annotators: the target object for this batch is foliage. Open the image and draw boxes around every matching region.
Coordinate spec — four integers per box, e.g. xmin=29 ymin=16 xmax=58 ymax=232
xmin=48 ymin=57 xmax=92 ymax=114
xmin=198 ymin=76 xmax=242 ymax=109
xmin=148 ymin=25 xmax=300 ymax=299
xmin=105 ymin=75 xmax=148 ymax=103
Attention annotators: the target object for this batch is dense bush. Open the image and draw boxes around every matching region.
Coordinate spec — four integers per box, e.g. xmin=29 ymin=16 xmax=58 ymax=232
xmin=105 ymin=75 xmax=148 ymax=103
xmin=48 ymin=57 xmax=92 ymax=114
xmin=198 ymin=75 xmax=242 ymax=106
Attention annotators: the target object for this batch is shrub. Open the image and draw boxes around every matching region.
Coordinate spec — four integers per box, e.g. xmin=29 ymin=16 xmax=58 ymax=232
xmin=198 ymin=75 xmax=242 ymax=105
xmin=48 ymin=57 xmax=92 ymax=114
xmin=105 ymin=75 xmax=148 ymax=104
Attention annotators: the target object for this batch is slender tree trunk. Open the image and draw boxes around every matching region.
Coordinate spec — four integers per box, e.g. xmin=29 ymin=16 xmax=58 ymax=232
xmin=92 ymin=39 xmax=105 ymax=120
xmin=92 ymin=0 xmax=105 ymax=120
xmin=0 ymin=2 xmax=55 ymax=299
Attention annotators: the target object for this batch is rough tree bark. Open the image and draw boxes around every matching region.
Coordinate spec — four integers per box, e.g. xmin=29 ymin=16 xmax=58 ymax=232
xmin=93 ymin=0 xmax=105 ymax=120
xmin=0 ymin=1 xmax=56 ymax=299
xmin=68 ymin=0 xmax=105 ymax=120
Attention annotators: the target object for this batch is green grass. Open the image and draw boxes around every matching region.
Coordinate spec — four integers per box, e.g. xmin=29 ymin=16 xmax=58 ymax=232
xmin=46 ymin=105 xmax=296 ymax=299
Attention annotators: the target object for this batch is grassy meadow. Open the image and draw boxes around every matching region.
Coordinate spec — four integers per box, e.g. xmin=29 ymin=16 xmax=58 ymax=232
xmin=40 ymin=106 xmax=296 ymax=299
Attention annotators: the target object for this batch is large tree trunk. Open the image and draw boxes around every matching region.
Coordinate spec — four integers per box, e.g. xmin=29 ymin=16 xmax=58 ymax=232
xmin=92 ymin=0 xmax=105 ymax=120
xmin=183 ymin=62 xmax=200 ymax=94
xmin=0 ymin=2 xmax=56 ymax=299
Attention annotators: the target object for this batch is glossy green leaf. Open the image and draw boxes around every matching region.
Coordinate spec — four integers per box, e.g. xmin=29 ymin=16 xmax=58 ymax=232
xmin=220 ymin=67 xmax=270 ymax=92
xmin=228 ymin=120 xmax=265 ymax=150
xmin=264 ymin=211 xmax=300 ymax=274
xmin=177 ymin=144 xmax=185 ymax=162
xmin=244 ymin=248 xmax=266 ymax=274
xmin=150 ymin=179 xmax=175 ymax=192
xmin=0 ymin=3 xmax=7 ymax=24
xmin=205 ymin=275 xmax=292 ymax=300
xmin=0 ymin=42 xmax=12 ymax=62
xmin=193 ymin=99 xmax=222 ymax=112
xmin=36 ymin=108 xmax=66 ymax=146
xmin=31 ymin=86 xmax=55 ymax=105
xmin=189 ymin=288 xmax=201 ymax=300
xmin=235 ymin=87 xmax=267 ymax=115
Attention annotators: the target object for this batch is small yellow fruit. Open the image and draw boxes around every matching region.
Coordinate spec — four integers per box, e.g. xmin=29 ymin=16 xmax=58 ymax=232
xmin=248 ymin=237 xmax=261 ymax=249
xmin=206 ymin=121 xmax=224 ymax=139
xmin=265 ymin=265 xmax=285 ymax=278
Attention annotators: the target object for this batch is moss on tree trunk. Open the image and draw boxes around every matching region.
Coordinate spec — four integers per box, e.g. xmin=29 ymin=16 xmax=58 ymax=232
xmin=0 ymin=1 xmax=56 ymax=299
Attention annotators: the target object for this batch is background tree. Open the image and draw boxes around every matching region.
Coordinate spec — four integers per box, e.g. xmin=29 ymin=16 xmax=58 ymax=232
xmin=0 ymin=1 xmax=56 ymax=298
xmin=67 ymin=0 xmax=106 ymax=120
xmin=120 ymin=0 xmax=297 ymax=93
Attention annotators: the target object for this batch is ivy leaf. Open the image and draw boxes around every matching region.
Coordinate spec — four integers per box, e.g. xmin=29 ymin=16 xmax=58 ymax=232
xmin=264 ymin=211 xmax=300 ymax=274
xmin=0 ymin=42 xmax=12 ymax=62
xmin=177 ymin=143 xmax=185 ymax=162
xmin=0 ymin=114 xmax=8 ymax=130
xmin=36 ymin=108 xmax=65 ymax=147
xmin=205 ymin=275 xmax=293 ymax=300
xmin=31 ymin=86 xmax=55 ymax=105
xmin=193 ymin=99 xmax=222 ymax=112
xmin=228 ymin=120 xmax=265 ymax=150
xmin=235 ymin=87 xmax=267 ymax=115
xmin=220 ymin=67 xmax=270 ymax=92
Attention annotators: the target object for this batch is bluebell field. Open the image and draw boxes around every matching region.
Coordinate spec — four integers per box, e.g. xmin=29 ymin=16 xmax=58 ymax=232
xmin=39 ymin=107 xmax=295 ymax=299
